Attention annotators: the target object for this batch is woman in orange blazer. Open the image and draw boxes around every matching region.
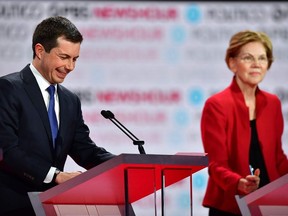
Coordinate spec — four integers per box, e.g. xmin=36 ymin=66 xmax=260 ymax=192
xmin=201 ymin=30 xmax=288 ymax=216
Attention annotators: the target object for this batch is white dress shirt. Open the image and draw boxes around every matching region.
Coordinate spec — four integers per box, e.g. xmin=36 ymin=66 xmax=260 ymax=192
xmin=29 ymin=63 xmax=59 ymax=183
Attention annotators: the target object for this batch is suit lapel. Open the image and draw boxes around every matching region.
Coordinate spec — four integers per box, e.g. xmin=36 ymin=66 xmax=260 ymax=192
xmin=20 ymin=65 xmax=55 ymax=151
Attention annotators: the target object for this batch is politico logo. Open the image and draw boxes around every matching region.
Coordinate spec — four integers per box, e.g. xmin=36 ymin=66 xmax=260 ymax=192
xmin=0 ymin=2 xmax=42 ymax=19
xmin=272 ymin=5 xmax=288 ymax=22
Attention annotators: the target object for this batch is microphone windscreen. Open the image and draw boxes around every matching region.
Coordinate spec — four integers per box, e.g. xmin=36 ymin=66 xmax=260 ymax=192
xmin=106 ymin=110 xmax=115 ymax=118
xmin=101 ymin=110 xmax=115 ymax=119
xmin=101 ymin=110 xmax=109 ymax=119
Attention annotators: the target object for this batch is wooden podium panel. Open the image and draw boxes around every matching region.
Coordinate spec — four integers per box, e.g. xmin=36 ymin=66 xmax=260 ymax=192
xmin=236 ymin=173 xmax=288 ymax=216
xmin=30 ymin=153 xmax=208 ymax=215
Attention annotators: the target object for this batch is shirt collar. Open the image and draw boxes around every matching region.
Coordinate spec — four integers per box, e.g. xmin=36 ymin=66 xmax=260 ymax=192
xmin=29 ymin=63 xmax=57 ymax=92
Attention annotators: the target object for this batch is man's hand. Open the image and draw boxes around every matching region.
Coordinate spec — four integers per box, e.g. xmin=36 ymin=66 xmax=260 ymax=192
xmin=55 ymin=171 xmax=82 ymax=184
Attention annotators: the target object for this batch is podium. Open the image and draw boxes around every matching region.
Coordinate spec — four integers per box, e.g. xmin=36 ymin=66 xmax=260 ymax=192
xmin=236 ymin=173 xmax=288 ymax=216
xmin=29 ymin=153 xmax=208 ymax=216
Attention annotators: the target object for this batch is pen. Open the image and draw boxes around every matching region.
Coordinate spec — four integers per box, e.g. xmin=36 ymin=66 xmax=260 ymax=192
xmin=249 ymin=165 xmax=254 ymax=175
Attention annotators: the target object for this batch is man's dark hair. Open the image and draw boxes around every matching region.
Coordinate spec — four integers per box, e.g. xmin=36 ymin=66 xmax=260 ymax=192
xmin=32 ymin=16 xmax=83 ymax=58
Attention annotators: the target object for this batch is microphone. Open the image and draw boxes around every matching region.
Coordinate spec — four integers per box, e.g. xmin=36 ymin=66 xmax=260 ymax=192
xmin=101 ymin=110 xmax=146 ymax=154
xmin=101 ymin=110 xmax=114 ymax=119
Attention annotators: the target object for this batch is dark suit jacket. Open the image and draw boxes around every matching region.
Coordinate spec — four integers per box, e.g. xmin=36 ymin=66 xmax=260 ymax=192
xmin=0 ymin=64 xmax=115 ymax=212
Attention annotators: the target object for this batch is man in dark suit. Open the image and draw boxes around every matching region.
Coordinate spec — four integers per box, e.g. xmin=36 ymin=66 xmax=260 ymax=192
xmin=0 ymin=16 xmax=115 ymax=215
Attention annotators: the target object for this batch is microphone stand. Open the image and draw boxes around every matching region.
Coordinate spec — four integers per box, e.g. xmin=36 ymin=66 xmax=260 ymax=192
xmin=101 ymin=110 xmax=146 ymax=154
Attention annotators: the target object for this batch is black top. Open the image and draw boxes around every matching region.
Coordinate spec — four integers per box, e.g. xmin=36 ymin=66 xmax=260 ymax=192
xmin=249 ymin=119 xmax=270 ymax=188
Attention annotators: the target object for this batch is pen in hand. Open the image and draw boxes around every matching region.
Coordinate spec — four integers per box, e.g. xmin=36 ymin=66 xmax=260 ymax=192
xmin=238 ymin=165 xmax=261 ymax=194
xmin=249 ymin=165 xmax=254 ymax=175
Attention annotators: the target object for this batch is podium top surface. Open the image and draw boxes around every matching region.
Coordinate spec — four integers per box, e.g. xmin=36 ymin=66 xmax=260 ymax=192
xmin=243 ymin=173 xmax=288 ymax=206
xmin=40 ymin=153 xmax=208 ymax=205
xmin=236 ymin=173 xmax=288 ymax=216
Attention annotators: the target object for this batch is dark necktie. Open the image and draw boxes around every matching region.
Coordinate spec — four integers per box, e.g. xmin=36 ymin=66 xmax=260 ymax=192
xmin=47 ymin=85 xmax=58 ymax=146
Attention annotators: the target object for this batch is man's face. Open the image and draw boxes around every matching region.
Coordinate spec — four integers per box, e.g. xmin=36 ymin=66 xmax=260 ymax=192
xmin=37 ymin=36 xmax=81 ymax=84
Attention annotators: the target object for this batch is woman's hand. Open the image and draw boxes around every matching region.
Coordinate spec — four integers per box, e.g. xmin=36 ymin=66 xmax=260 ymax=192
xmin=238 ymin=168 xmax=260 ymax=194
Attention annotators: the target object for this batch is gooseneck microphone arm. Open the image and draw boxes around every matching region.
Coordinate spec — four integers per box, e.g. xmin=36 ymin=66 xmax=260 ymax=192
xmin=101 ymin=110 xmax=146 ymax=154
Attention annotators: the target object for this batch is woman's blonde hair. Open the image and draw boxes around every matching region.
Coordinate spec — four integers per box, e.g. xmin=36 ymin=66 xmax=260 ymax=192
xmin=225 ymin=30 xmax=274 ymax=69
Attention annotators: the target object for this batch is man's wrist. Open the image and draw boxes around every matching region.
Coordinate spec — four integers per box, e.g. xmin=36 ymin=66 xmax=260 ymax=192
xmin=52 ymin=168 xmax=61 ymax=183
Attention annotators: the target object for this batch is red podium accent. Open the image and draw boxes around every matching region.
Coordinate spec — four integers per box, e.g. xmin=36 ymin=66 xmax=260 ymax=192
xmin=236 ymin=173 xmax=288 ymax=216
xmin=29 ymin=153 xmax=208 ymax=215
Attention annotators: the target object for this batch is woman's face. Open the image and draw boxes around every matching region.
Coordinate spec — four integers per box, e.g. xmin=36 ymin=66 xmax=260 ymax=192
xmin=229 ymin=41 xmax=269 ymax=89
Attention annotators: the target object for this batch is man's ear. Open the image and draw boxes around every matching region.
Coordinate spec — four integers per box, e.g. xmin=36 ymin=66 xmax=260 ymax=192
xmin=34 ymin=43 xmax=45 ymax=59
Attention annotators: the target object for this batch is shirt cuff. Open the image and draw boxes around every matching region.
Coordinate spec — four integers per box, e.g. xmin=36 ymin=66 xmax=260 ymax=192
xmin=44 ymin=167 xmax=56 ymax=183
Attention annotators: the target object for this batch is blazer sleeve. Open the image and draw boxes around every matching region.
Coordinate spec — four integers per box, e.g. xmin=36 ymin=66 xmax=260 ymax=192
xmin=0 ymin=78 xmax=51 ymax=186
xmin=201 ymin=97 xmax=242 ymax=192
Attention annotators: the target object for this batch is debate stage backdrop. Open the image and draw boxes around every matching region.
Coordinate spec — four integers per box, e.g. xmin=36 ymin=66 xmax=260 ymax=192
xmin=0 ymin=1 xmax=288 ymax=215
